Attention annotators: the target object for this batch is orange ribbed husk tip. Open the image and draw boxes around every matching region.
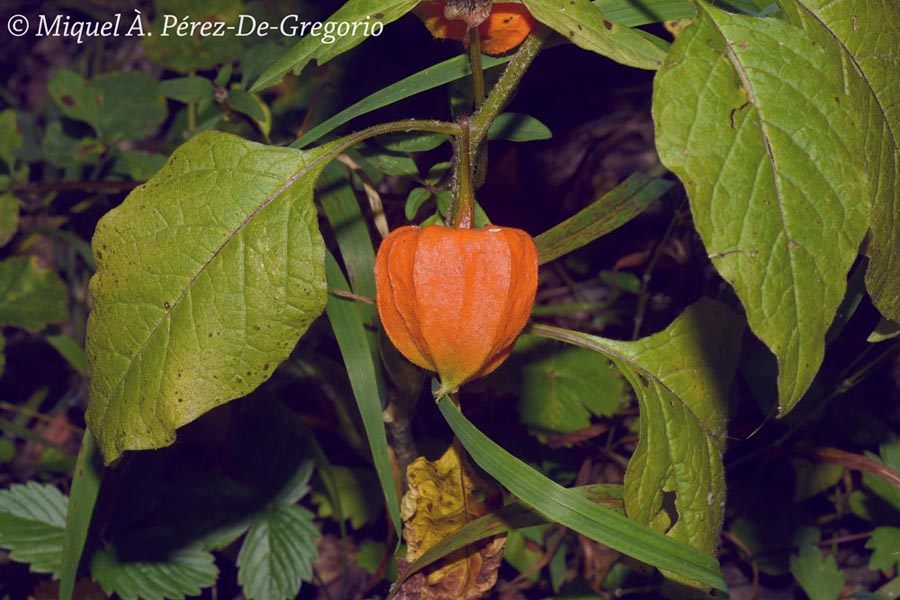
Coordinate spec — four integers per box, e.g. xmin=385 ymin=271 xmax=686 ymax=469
xmin=375 ymin=224 xmax=538 ymax=396
xmin=414 ymin=2 xmax=537 ymax=55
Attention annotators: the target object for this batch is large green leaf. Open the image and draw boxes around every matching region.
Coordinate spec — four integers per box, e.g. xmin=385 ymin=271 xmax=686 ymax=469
xmin=0 ymin=255 xmax=69 ymax=332
xmin=593 ymin=0 xmax=696 ymax=26
xmin=535 ymin=299 xmax=743 ymax=560
xmin=439 ymin=399 xmax=727 ymax=590
xmin=522 ymin=0 xmax=668 ymax=70
xmin=86 ymin=132 xmax=335 ymax=463
xmin=90 ymin=545 xmax=218 ymax=600
xmin=0 ymin=482 xmax=68 ymax=576
xmin=237 ymin=504 xmax=319 ymax=600
xmin=251 ymin=0 xmax=420 ymax=93
xmin=653 ymin=1 xmax=871 ymax=415
xmin=781 ymin=0 xmax=900 ymax=323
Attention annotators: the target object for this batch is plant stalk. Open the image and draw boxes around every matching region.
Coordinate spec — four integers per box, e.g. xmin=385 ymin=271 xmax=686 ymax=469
xmin=451 ymin=115 xmax=475 ymax=229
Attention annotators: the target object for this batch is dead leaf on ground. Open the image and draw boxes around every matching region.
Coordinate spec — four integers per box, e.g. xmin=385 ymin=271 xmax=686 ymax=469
xmin=394 ymin=442 xmax=506 ymax=600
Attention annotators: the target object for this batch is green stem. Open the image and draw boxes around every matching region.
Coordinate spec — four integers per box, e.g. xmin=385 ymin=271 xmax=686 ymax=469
xmin=451 ymin=115 xmax=475 ymax=228
xmin=470 ymin=26 xmax=550 ymax=148
xmin=468 ymin=28 xmax=485 ymax=109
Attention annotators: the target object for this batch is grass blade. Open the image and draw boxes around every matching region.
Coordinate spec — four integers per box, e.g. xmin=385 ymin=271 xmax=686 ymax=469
xmin=325 ymin=253 xmax=402 ymax=537
xmin=438 ymin=398 xmax=727 ymax=591
xmin=294 ymin=54 xmax=513 ymax=149
xmin=59 ymin=430 xmax=104 ymax=600
xmin=534 ymin=173 xmax=673 ymax=264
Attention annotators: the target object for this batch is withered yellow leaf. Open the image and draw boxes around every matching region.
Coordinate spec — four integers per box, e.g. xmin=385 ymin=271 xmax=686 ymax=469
xmin=395 ymin=442 xmax=506 ymax=600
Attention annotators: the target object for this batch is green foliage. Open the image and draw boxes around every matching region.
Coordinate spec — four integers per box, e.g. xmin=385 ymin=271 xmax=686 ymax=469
xmin=867 ymin=527 xmax=900 ymax=573
xmin=522 ymin=0 xmax=668 ymax=70
xmin=237 ymin=504 xmax=319 ymax=600
xmin=0 ymin=109 xmax=23 ymax=173
xmin=790 ymin=544 xmax=844 ymax=600
xmin=498 ymin=335 xmax=625 ymax=438
xmin=0 ymin=482 xmax=68 ymax=576
xmin=0 ymin=256 xmax=69 ymax=332
xmin=3 ymin=0 xmax=898 ymax=597
xmin=90 ymin=545 xmax=219 ymax=600
xmin=48 ymin=69 xmax=167 ymax=141
xmin=654 ymin=0 xmax=872 ymax=415
xmin=0 ymin=193 xmax=19 ymax=248
xmin=311 ymin=466 xmax=383 ymax=529
xmin=143 ymin=0 xmax=246 ymax=73
xmin=487 ymin=113 xmax=552 ymax=142
xmin=252 ymin=0 xmax=421 ymax=93
xmin=440 ymin=397 xmax=727 ymax=591
xmin=85 ymin=132 xmax=333 ymax=462
xmin=536 ymin=299 xmax=743 ymax=561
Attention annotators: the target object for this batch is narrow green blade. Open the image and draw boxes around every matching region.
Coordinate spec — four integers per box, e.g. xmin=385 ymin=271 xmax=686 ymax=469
xmin=438 ymin=399 xmax=726 ymax=591
xmin=324 ymin=254 xmax=401 ymax=538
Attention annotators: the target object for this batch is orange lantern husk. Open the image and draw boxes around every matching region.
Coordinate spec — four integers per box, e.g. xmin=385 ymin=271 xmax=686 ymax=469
xmin=414 ymin=2 xmax=537 ymax=55
xmin=375 ymin=224 xmax=538 ymax=396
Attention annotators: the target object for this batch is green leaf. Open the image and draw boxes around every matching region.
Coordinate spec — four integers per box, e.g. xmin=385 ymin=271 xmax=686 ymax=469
xmin=783 ymin=1 xmax=900 ymax=323
xmin=535 ymin=299 xmax=743 ymax=564
xmin=110 ymin=150 xmax=167 ymax=181
xmin=0 ymin=482 xmax=67 ymax=576
xmin=252 ymin=0 xmax=420 ymax=93
xmin=86 ymin=131 xmax=334 ymax=463
xmin=439 ymin=399 xmax=726 ymax=590
xmin=355 ymin=146 xmax=419 ymax=178
xmin=534 ymin=173 xmax=672 ymax=264
xmin=869 ymin=318 xmax=900 ymax=343
xmin=143 ymin=0 xmax=246 ymax=73
xmin=593 ymin=0 xmax=696 ymax=26
xmin=311 ymin=466 xmax=383 ymax=529
xmin=502 ymin=335 xmax=625 ymax=438
xmin=59 ymin=431 xmax=104 ymax=600
xmin=324 ymin=254 xmax=402 ymax=540
xmin=522 ymin=0 xmax=668 ymax=70
xmin=92 ymin=72 xmax=167 ymax=141
xmin=0 ymin=333 xmax=4 ymax=379
xmin=405 ymin=187 xmax=433 ymax=222
xmin=867 ymin=527 xmax=900 ymax=572
xmin=653 ymin=2 xmax=870 ymax=415
xmin=90 ymin=545 xmax=218 ymax=600
xmin=48 ymin=69 xmax=102 ymax=132
xmin=792 ymin=459 xmax=843 ymax=502
xmin=487 ymin=113 xmax=552 ymax=142
xmin=0 ymin=109 xmax=23 ymax=171
xmin=48 ymin=71 xmax=166 ymax=142
xmin=41 ymin=122 xmax=104 ymax=169
xmin=377 ymin=131 xmax=449 ymax=153
xmin=227 ymin=88 xmax=267 ymax=123
xmin=160 ymin=76 xmax=215 ymax=104
xmin=0 ymin=193 xmax=19 ymax=248
xmin=294 ymin=53 xmax=511 ymax=148
xmin=790 ymin=544 xmax=844 ymax=600
xmin=237 ymin=504 xmax=319 ymax=600
xmin=0 ymin=256 xmax=68 ymax=331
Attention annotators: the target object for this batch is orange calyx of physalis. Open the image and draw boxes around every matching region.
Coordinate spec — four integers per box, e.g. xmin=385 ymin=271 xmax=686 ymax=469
xmin=414 ymin=1 xmax=537 ymax=55
xmin=374 ymin=224 xmax=538 ymax=396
